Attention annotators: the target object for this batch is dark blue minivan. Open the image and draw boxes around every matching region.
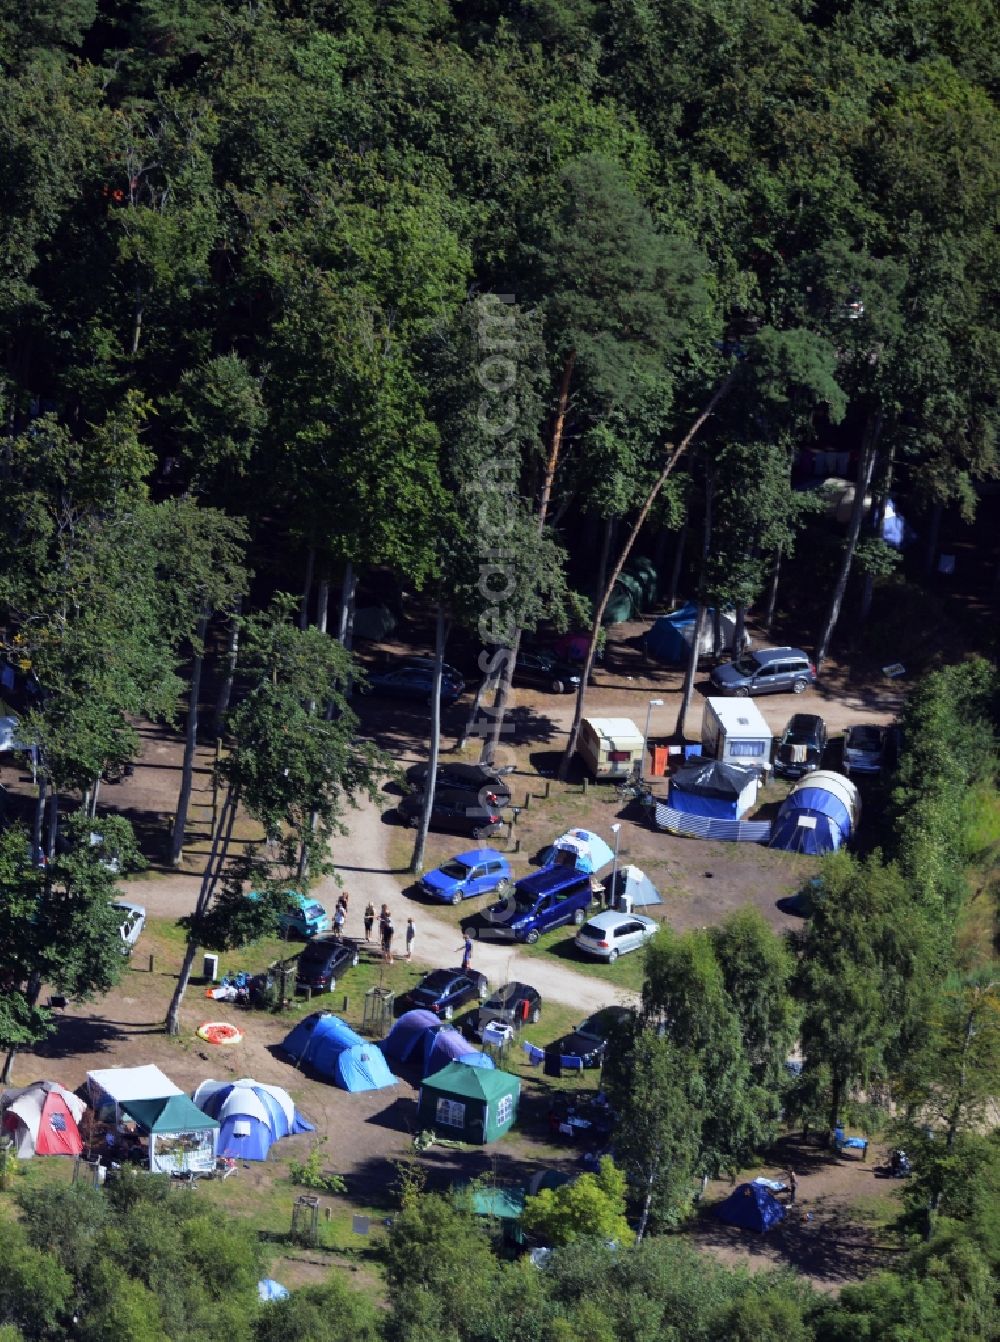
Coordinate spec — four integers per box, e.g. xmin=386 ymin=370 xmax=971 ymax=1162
xmin=480 ymin=866 xmax=596 ymax=944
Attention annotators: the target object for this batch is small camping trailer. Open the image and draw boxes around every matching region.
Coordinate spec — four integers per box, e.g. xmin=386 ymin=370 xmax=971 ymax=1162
xmin=417 ymin=1061 xmax=520 ymax=1144
xmin=645 ymin=604 xmax=744 ymax=665
xmin=576 ymin=718 xmax=644 ymax=780
xmin=0 ymin=1081 xmax=85 ymax=1159
xmin=667 ymin=759 xmax=760 ymax=821
xmin=192 ymin=1078 xmax=314 ymax=1161
xmin=282 ymin=1013 xmax=397 ymax=1092
xmin=714 ymin=1182 xmax=786 ymax=1232
xmin=701 ymin=697 xmax=772 ymax=772
xmin=769 ymin=770 xmax=860 ymax=855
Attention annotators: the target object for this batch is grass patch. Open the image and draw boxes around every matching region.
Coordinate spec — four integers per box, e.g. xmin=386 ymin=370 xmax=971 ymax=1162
xmin=963 ymin=785 xmax=1000 ymax=860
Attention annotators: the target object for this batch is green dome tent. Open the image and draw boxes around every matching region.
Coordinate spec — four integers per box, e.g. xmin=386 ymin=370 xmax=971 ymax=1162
xmin=417 ymin=1061 xmax=520 ymax=1144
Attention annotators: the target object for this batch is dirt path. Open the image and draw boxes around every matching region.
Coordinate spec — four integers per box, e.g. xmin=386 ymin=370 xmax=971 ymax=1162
xmin=122 ymin=787 xmax=635 ymax=1014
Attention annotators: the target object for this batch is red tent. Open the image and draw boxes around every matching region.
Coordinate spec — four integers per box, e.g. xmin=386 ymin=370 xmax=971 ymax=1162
xmin=0 ymin=1080 xmax=85 ymax=1158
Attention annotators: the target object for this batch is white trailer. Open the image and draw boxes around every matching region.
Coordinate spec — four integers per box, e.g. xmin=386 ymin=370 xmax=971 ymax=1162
xmin=701 ymin=697 xmax=772 ymax=773
xmin=577 ymin=717 xmax=645 ymax=780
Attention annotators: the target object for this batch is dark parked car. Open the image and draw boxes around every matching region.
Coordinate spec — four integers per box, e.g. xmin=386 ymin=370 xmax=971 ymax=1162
xmin=545 ymin=1006 xmax=633 ymax=1069
xmin=399 ymin=967 xmax=489 ymax=1020
xmin=465 ymin=981 xmax=542 ymax=1040
xmin=294 ymin=936 xmax=360 ymax=993
xmin=364 ymin=657 xmax=465 ymax=705
xmin=710 ymin=646 xmax=816 ymax=697
xmin=841 ymin=723 xmax=888 ymax=776
xmin=406 ymin=762 xmax=512 ymax=807
xmin=398 ymin=788 xmax=505 ymax=839
xmin=774 ymin=713 xmax=827 ymax=779
xmin=508 ymin=650 xmax=587 ymax=694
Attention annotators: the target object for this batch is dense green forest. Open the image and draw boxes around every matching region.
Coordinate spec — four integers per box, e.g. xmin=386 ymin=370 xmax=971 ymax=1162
xmin=0 ymin=0 xmax=998 ymax=1336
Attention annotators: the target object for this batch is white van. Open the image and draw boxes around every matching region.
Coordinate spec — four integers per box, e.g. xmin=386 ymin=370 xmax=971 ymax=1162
xmin=577 ymin=717 xmax=645 ymax=780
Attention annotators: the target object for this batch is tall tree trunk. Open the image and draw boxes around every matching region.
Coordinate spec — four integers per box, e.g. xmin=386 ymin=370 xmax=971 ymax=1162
xmin=316 ymin=577 xmax=330 ymax=635
xmin=763 ymin=550 xmax=782 ymax=633
xmin=89 ymin=776 xmax=101 ymax=819
xmin=674 ymin=469 xmax=713 ymax=739
xmin=636 ymin=1170 xmax=656 ymax=1243
xmin=45 ymin=789 xmax=59 ymax=862
xmin=458 ymin=664 xmax=499 ymax=753
xmin=0 ymin=969 xmax=43 ymax=1082
xmin=299 ymin=547 xmax=316 ymax=630
xmin=337 ymin=561 xmax=357 ymax=697
xmin=558 ymin=368 xmax=739 ymax=779
xmin=651 ymin=523 xmax=669 ymax=578
xmin=484 ymin=353 xmax=576 ymax=765
xmin=213 ymin=596 xmax=242 ymax=738
xmin=164 ymin=785 xmax=239 ymax=1035
xmin=594 ymin=517 xmax=615 ymax=611
xmin=411 ymin=606 xmax=447 ymax=874
xmin=814 ymin=413 xmax=882 ymax=670
xmin=711 ymin=603 xmax=722 ymax=656
xmin=733 ymin=603 xmax=746 ymax=656
xmin=859 ymin=444 xmax=894 ymax=624
xmin=667 ymin=522 xmax=688 ymax=608
xmin=32 ymin=774 xmax=46 ymax=861
xmin=827 ymin=1074 xmax=845 ymax=1138
xmin=170 ymin=607 xmax=210 ymax=867
xmin=537 ymin=350 xmax=576 ymax=530
xmin=923 ymin=501 xmax=943 ymax=578
xmin=131 ymin=289 xmax=144 ymax=356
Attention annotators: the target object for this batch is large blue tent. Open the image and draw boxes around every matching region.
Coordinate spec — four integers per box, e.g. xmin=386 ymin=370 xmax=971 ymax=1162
xmin=282 ymin=1014 xmax=397 ymax=1092
xmin=714 ymin=1182 xmax=786 ymax=1232
xmin=769 ymin=770 xmax=860 ymax=856
xmin=668 ymin=760 xmax=759 ymax=820
xmin=381 ymin=1010 xmax=442 ymax=1066
xmin=191 ymin=1077 xmax=313 ymax=1161
xmin=645 ymin=604 xmax=740 ymax=665
xmin=424 ymin=1028 xmax=495 ymax=1078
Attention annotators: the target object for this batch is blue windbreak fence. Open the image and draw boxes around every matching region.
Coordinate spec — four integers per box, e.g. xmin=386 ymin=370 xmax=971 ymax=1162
xmin=654 ymin=802 xmax=772 ymax=844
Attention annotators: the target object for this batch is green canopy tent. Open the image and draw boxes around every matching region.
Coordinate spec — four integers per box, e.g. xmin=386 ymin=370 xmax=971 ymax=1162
xmin=121 ymin=1093 xmax=220 ymax=1175
xmin=417 ymin=1062 xmax=520 ymax=1144
xmin=458 ymin=1184 xmax=526 ymax=1246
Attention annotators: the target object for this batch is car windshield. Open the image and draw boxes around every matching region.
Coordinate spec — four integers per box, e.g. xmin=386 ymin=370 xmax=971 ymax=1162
xmin=437 ymin=861 xmax=471 ymax=880
xmin=578 ymin=923 xmax=604 ymax=939
xmin=730 ymin=655 xmax=760 ymax=675
xmin=784 ymin=724 xmax=818 ymax=745
xmin=847 ymin=726 xmax=883 ymax=749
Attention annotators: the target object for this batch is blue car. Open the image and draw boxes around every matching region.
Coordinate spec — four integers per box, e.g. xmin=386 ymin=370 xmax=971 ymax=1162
xmin=364 ymin=657 xmax=465 ymax=705
xmin=399 ymin=967 xmax=490 ymax=1020
xmin=419 ymin=849 xmax=512 ymax=905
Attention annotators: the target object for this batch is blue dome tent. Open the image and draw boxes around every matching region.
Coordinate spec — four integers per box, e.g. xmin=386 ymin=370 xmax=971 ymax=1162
xmin=381 ymin=1010 xmax=442 ymax=1066
xmin=424 ymin=1028 xmax=495 ymax=1078
xmin=645 ymin=604 xmax=742 ymax=665
xmin=282 ymin=1014 xmax=397 ymax=1092
xmin=769 ymin=770 xmax=860 ymax=855
xmin=715 ymin=1182 xmax=786 ymax=1233
xmin=191 ymin=1077 xmax=313 ymax=1161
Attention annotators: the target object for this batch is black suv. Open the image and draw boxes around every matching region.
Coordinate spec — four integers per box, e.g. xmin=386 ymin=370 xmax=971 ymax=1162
xmin=295 ymin=937 xmax=360 ymax=993
xmin=397 ymin=787 xmax=505 ymax=839
xmin=710 ymin=646 xmax=816 ymax=697
xmin=405 ymin=762 xmax=512 ymax=806
xmin=774 ymin=713 xmax=827 ymax=779
xmin=465 ymin=981 xmax=542 ymax=1040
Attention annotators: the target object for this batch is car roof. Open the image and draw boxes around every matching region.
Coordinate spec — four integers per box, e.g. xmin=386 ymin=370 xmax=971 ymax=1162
xmin=450 ymin=848 xmax=505 ymax=865
xmin=582 ymin=910 xmax=655 ymax=930
xmin=756 ymin=646 xmax=808 ymax=664
xmin=516 ymin=866 xmax=592 ymax=896
xmin=786 ymin=713 xmax=824 ymax=730
xmin=113 ymin=900 xmax=146 ymax=916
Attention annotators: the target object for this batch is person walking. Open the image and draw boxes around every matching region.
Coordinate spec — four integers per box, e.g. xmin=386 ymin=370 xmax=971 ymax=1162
xmin=332 ymin=902 xmax=345 ymax=941
xmin=405 ymin=917 xmax=415 ymax=961
xmin=459 ymin=933 xmax=474 ymax=973
xmin=788 ymin=1170 xmax=797 ymax=1205
xmin=363 ymin=901 xmax=376 ymax=942
xmin=381 ymin=909 xmax=395 ymax=963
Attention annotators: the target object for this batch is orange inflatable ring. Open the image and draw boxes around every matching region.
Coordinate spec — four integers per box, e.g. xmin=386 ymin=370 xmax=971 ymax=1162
xmin=196 ymin=1021 xmax=243 ymax=1045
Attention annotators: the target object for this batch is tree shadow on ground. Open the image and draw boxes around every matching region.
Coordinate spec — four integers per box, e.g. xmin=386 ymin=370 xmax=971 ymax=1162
xmin=31 ymin=1013 xmax=139 ymax=1062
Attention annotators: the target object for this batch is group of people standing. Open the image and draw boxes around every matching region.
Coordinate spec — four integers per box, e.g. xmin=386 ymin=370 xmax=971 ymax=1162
xmin=331 ymin=893 xmax=414 ymax=964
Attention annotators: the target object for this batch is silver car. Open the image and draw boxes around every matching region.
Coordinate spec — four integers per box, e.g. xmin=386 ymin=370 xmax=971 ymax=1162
xmin=842 ymin=724 xmax=887 ymax=776
xmin=575 ymin=910 xmax=658 ymax=962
